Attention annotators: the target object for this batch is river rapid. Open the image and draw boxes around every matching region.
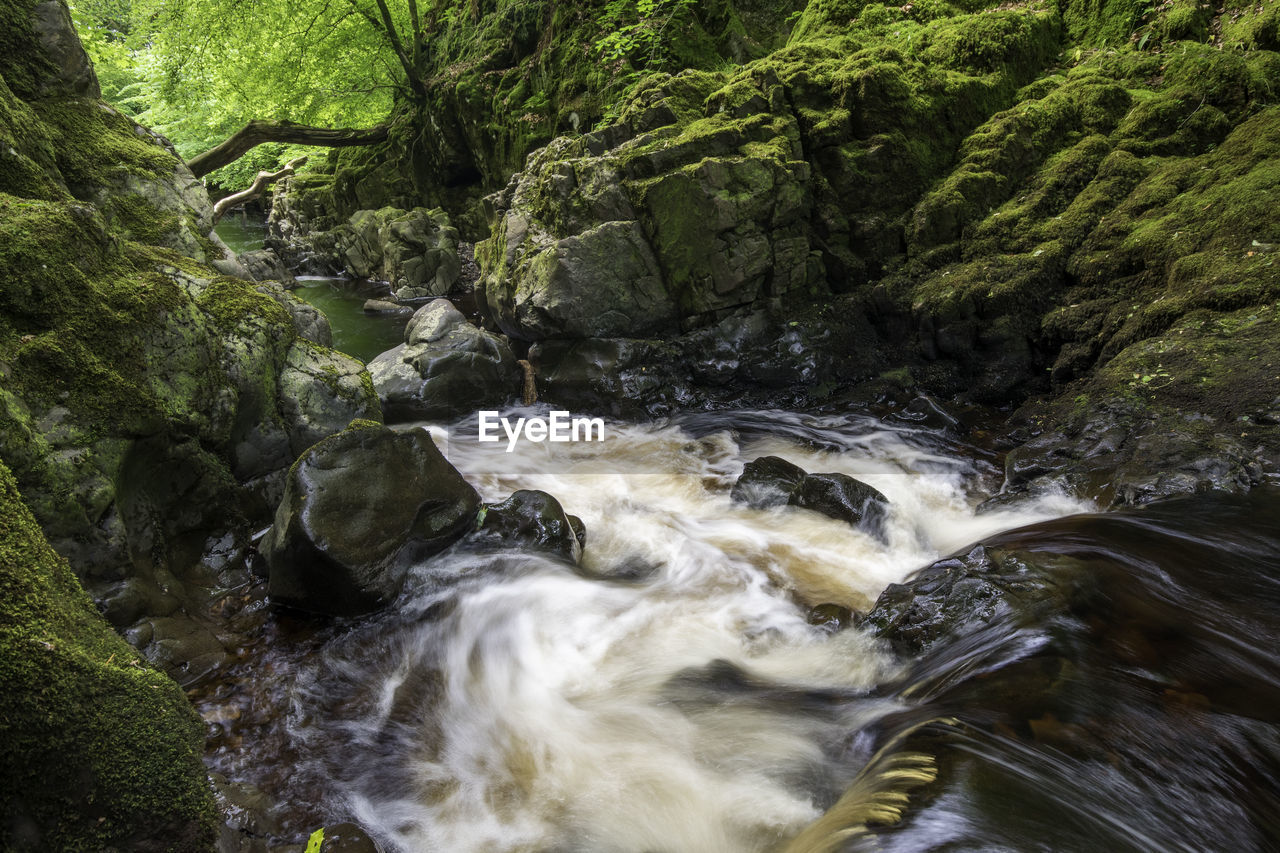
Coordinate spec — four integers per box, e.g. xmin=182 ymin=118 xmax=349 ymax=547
xmin=204 ymin=219 xmax=1280 ymax=852
xmin=202 ymin=408 xmax=1092 ymax=850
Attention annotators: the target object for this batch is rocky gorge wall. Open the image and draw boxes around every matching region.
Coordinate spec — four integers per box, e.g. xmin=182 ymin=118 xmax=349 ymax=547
xmin=271 ymin=0 xmax=1280 ymax=505
xmin=0 ymin=1 xmax=381 ymax=847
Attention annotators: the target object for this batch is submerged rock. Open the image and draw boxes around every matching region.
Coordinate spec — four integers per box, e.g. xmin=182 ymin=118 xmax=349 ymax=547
xmin=730 ymin=455 xmax=807 ymax=508
xmin=732 ymin=456 xmax=890 ymax=536
xmin=368 ymin=299 xmax=518 ymax=421
xmin=262 ymin=422 xmax=480 ymax=616
xmin=470 ymin=489 xmax=583 ymax=563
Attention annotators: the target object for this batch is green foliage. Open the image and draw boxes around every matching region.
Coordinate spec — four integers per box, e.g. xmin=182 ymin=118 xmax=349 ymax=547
xmin=68 ymin=0 xmax=144 ymax=111
xmin=305 ymin=827 xmax=325 ymax=853
xmin=594 ymin=0 xmax=699 ymax=66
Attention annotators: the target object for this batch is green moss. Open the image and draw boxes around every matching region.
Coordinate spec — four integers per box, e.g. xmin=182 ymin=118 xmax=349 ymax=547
xmin=0 ymin=460 xmax=217 ymax=850
xmin=1220 ymin=0 xmax=1280 ymax=50
xmin=31 ymin=99 xmax=177 ymax=198
xmin=195 ymin=275 xmax=294 ymax=335
xmin=109 ymin=193 xmax=182 ymax=247
xmin=0 ymin=72 xmax=67 ymax=201
xmin=1061 ymin=0 xmax=1147 ymax=46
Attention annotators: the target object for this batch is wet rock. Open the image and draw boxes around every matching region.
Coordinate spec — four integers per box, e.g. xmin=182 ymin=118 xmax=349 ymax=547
xmin=319 ymin=823 xmax=383 ymax=852
xmin=731 ymin=457 xmax=890 ymax=536
xmin=792 ymin=473 xmax=890 ymax=537
xmin=368 ymin=299 xmax=518 ymax=421
xmin=730 ymin=455 xmax=806 ymax=508
xmin=807 ymin=603 xmax=858 ymax=632
xmin=567 ymin=514 xmax=587 ymax=551
xmin=262 ymin=422 xmax=481 ymax=616
xmin=134 ymin=615 xmax=229 ymax=687
xmin=865 ymin=544 xmax=1070 ymax=657
xmin=529 ymin=337 xmax=700 ymax=418
xmin=331 ymin=206 xmax=460 ymax=298
xmin=211 ymin=773 xmax=285 ymax=842
xmin=471 ymin=489 xmax=583 ymax=563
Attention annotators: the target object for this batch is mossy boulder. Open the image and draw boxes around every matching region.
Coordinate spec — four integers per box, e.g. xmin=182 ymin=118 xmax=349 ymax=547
xmin=475 ymin=2 xmax=1059 ymax=341
xmin=262 ymin=422 xmax=481 ymax=616
xmin=0 ymin=460 xmax=217 ymax=850
xmin=323 ymin=206 xmax=461 ymax=298
xmin=368 ymin=298 xmax=518 ymax=421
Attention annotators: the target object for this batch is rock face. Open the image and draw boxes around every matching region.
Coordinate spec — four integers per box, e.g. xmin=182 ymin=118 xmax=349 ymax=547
xmin=732 ymin=456 xmax=890 ymax=536
xmin=0 ymin=0 xmax=384 ymax=596
xmin=262 ymin=422 xmax=481 ymax=616
xmin=477 ymin=119 xmax=817 ymax=342
xmin=0 ymin=460 xmax=217 ymax=850
xmin=368 ymin=299 xmax=518 ymax=421
xmin=470 ymin=489 xmax=584 ymax=563
xmin=271 ymin=201 xmax=461 ymax=297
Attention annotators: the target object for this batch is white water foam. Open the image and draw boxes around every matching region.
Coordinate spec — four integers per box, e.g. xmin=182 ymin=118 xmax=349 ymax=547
xmin=292 ymin=410 xmax=1089 ymax=852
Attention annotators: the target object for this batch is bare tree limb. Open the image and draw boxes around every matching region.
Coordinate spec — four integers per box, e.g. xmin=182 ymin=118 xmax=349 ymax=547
xmin=212 ymin=156 xmax=309 ymax=224
xmin=187 ymin=120 xmax=388 ymax=178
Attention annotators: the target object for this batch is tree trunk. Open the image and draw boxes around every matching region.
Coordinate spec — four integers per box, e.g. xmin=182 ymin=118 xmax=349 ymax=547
xmin=187 ymin=120 xmax=389 ymax=178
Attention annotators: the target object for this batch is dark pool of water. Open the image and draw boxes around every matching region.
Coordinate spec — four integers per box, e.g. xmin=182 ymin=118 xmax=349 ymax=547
xmin=292 ymin=277 xmax=408 ymax=364
xmin=213 ymin=212 xmax=268 ymax=256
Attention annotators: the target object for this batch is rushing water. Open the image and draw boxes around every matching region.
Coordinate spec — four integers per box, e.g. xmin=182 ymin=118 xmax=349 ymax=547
xmin=199 ymin=227 xmax=1280 ymax=851
xmin=199 ymin=409 xmax=1105 ymax=851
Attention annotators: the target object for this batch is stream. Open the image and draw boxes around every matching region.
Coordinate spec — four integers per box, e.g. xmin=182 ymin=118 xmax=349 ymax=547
xmin=202 ymin=223 xmax=1280 ymax=853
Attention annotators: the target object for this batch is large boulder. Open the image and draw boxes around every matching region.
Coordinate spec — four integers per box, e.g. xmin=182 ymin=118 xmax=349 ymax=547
xmin=262 ymin=422 xmax=481 ymax=616
xmin=328 ymin=206 xmax=460 ymax=298
xmin=0 ymin=461 xmax=217 ymax=850
xmin=368 ymin=299 xmax=518 ymax=421
xmin=476 ymin=106 xmax=817 ymax=342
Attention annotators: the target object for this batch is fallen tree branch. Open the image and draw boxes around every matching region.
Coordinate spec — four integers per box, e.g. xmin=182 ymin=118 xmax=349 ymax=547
xmin=211 ymin=156 xmax=308 ymax=224
xmin=187 ymin=120 xmax=388 ymax=178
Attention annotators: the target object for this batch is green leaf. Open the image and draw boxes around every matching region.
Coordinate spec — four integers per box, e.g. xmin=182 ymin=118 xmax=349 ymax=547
xmin=305 ymin=828 xmax=325 ymax=853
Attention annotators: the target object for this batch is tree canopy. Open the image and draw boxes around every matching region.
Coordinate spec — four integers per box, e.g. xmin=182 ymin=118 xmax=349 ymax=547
xmin=68 ymin=0 xmax=796 ymax=188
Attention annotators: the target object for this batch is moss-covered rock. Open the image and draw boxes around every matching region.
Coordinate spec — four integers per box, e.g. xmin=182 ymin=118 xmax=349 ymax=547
xmin=0 ymin=0 xmax=382 ymax=671
xmin=0 ymin=459 xmax=217 ymax=850
xmin=474 ymin=0 xmax=1060 ymax=341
